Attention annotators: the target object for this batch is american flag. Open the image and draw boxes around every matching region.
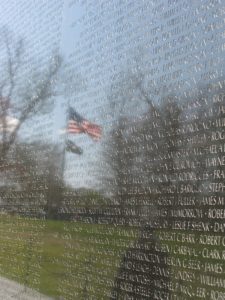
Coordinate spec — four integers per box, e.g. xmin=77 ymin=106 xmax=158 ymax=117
xmin=67 ymin=107 xmax=102 ymax=141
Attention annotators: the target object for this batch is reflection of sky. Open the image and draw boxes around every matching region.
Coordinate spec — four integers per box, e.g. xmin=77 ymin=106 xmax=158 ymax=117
xmin=0 ymin=0 xmax=225 ymax=188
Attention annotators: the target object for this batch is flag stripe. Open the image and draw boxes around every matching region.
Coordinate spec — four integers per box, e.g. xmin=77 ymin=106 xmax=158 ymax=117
xmin=67 ymin=107 xmax=102 ymax=140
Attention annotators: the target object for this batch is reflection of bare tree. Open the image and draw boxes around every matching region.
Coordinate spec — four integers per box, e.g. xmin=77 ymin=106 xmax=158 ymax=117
xmin=0 ymin=28 xmax=62 ymax=163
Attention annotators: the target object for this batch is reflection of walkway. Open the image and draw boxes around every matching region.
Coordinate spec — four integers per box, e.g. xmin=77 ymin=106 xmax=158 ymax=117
xmin=0 ymin=276 xmax=53 ymax=300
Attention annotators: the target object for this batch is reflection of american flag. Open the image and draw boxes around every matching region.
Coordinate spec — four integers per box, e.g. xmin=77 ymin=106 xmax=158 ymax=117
xmin=67 ymin=107 xmax=102 ymax=141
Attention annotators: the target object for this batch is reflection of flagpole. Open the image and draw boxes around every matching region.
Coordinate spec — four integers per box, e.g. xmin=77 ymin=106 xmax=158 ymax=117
xmin=61 ymin=102 xmax=70 ymax=184
xmin=56 ymin=102 xmax=69 ymax=219
xmin=46 ymin=103 xmax=69 ymax=219
xmin=61 ymin=136 xmax=67 ymax=181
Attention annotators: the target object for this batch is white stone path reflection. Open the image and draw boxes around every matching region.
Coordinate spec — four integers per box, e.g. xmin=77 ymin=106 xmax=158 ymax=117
xmin=0 ymin=276 xmax=53 ymax=299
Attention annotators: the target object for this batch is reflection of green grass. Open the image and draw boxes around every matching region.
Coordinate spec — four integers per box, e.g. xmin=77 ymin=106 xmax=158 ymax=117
xmin=0 ymin=215 xmax=138 ymax=299
xmin=1 ymin=215 xmax=224 ymax=299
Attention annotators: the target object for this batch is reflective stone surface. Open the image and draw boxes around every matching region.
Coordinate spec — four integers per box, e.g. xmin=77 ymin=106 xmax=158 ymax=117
xmin=0 ymin=0 xmax=225 ymax=299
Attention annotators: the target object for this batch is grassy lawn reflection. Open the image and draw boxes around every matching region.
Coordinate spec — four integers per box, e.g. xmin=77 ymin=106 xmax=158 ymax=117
xmin=0 ymin=215 xmax=138 ymax=299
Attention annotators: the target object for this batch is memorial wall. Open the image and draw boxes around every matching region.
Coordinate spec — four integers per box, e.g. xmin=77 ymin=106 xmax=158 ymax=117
xmin=0 ymin=0 xmax=225 ymax=299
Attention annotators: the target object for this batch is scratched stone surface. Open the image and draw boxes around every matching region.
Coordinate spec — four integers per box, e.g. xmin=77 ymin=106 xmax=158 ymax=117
xmin=0 ymin=0 xmax=225 ymax=299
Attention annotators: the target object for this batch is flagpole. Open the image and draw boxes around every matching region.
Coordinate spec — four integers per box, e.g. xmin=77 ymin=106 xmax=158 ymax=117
xmin=62 ymin=113 xmax=67 ymax=171
xmin=61 ymin=99 xmax=70 ymax=178
xmin=57 ymin=101 xmax=69 ymax=219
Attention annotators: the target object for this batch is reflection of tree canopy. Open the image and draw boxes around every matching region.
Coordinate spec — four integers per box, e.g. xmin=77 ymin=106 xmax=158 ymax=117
xmin=0 ymin=140 xmax=111 ymax=220
xmin=0 ymin=142 xmax=61 ymax=217
xmin=102 ymin=68 xmax=225 ymax=298
xmin=101 ymin=66 xmax=225 ymax=225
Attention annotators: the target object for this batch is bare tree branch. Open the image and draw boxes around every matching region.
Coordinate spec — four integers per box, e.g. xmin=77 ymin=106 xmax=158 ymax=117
xmin=0 ymin=28 xmax=62 ymax=163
